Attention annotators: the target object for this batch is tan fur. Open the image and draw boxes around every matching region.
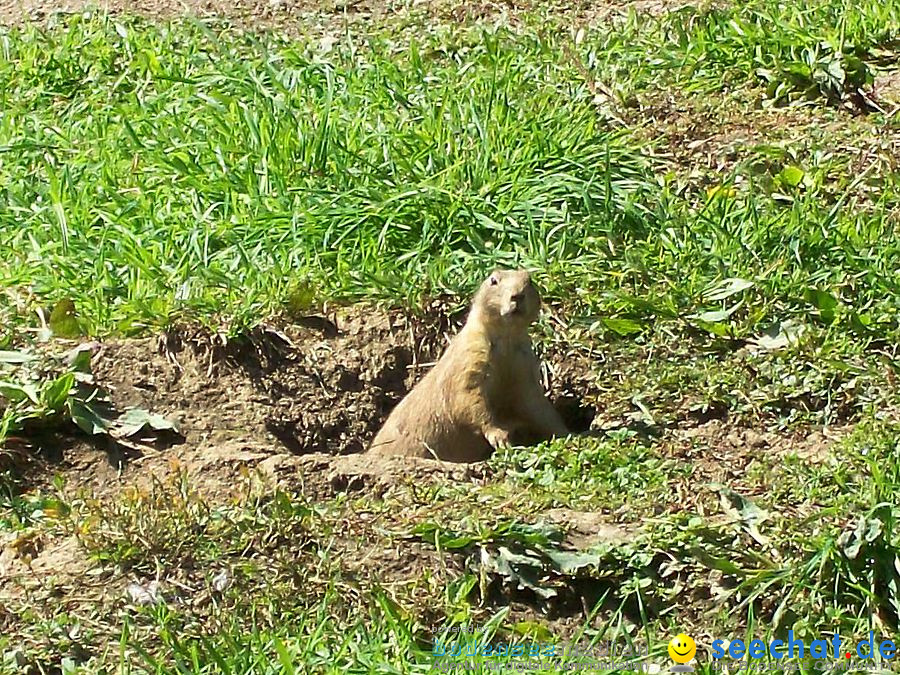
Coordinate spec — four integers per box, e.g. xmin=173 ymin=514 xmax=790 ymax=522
xmin=368 ymin=269 xmax=569 ymax=462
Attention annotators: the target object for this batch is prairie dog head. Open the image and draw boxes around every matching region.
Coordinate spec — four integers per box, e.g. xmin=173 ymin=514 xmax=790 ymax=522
xmin=471 ymin=269 xmax=541 ymax=328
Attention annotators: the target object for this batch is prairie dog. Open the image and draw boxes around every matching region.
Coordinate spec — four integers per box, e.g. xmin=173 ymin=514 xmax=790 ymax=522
xmin=369 ymin=269 xmax=568 ymax=462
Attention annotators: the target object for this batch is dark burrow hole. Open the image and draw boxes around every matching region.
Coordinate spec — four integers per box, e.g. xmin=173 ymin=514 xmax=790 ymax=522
xmin=554 ymin=396 xmax=596 ymax=434
xmin=268 ymin=392 xmax=598 ymax=457
xmin=249 ymin=325 xmax=600 ymax=455
xmin=475 ymin=576 xmax=658 ymax=627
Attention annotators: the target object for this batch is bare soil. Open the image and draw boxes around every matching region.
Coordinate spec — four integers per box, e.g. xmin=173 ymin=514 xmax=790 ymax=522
xmin=628 ymin=88 xmax=900 ymax=199
xmin=0 ymin=0 xmax=708 ymax=35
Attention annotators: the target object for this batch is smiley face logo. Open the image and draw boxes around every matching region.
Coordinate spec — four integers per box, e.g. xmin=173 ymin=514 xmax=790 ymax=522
xmin=668 ymin=634 xmax=696 ymax=671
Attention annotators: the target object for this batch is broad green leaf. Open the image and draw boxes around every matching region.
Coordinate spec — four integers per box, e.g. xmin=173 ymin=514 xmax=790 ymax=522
xmin=49 ymin=299 xmax=83 ymax=338
xmin=691 ymin=300 xmax=741 ymax=333
xmin=41 ymin=373 xmax=75 ymax=410
xmin=492 ymin=547 xmax=556 ymax=599
xmin=779 ymin=165 xmax=805 ymax=187
xmin=804 ymin=288 xmax=839 ymax=323
xmin=694 ymin=320 xmax=731 ymax=337
xmin=67 ymin=398 xmax=110 ymax=435
xmin=63 ymin=344 xmax=97 ymax=372
xmin=506 ymin=522 xmax=564 ymax=547
xmin=694 ymin=310 xmax=732 ymax=323
xmin=448 ymin=573 xmax=477 ymax=604
xmin=114 ymin=408 xmax=180 ymax=437
xmin=511 ymin=621 xmax=553 ymax=641
xmin=601 ymin=317 xmax=643 ymax=336
xmin=849 ymin=312 xmax=873 ymax=335
xmin=543 ymin=549 xmax=602 ymax=574
xmin=0 ymin=381 xmax=40 ymax=404
xmin=411 ymin=522 xmax=436 ymax=533
xmin=612 ymin=293 xmax=678 ymax=318
xmin=691 ymin=547 xmax=747 ymax=576
xmin=40 ymin=498 xmax=71 ymax=519
xmin=440 ymin=535 xmax=476 ymax=549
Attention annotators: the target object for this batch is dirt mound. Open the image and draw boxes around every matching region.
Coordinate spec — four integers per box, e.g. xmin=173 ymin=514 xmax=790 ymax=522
xmin=9 ymin=302 xmax=849 ymax=504
xmin=10 ymin=305 xmax=589 ymax=499
xmin=96 ymin=308 xmax=448 ymax=457
xmin=0 ymin=0 xmax=702 ymax=35
xmin=258 ymin=450 xmax=494 ymax=500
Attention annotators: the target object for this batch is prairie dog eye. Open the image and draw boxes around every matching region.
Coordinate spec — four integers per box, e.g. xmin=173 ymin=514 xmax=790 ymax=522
xmin=489 ymin=276 xmax=499 ymax=286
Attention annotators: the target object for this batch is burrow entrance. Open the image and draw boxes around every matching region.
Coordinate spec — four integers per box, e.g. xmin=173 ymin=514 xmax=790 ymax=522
xmin=89 ymin=306 xmax=599 ymax=463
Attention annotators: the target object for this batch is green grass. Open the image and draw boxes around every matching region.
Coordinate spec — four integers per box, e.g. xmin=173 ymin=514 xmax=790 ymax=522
xmin=495 ymin=434 xmax=676 ymax=511
xmin=1 ymin=0 xmax=900 ymax=672
xmin=0 ymin=3 xmax=898 ymax=342
xmin=593 ymin=0 xmax=900 ymax=97
xmin=0 ymin=14 xmax=654 ymax=334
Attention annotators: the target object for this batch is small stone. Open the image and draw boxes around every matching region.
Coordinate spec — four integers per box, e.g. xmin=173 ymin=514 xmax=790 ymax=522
xmin=744 ymin=430 xmax=767 ymax=448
